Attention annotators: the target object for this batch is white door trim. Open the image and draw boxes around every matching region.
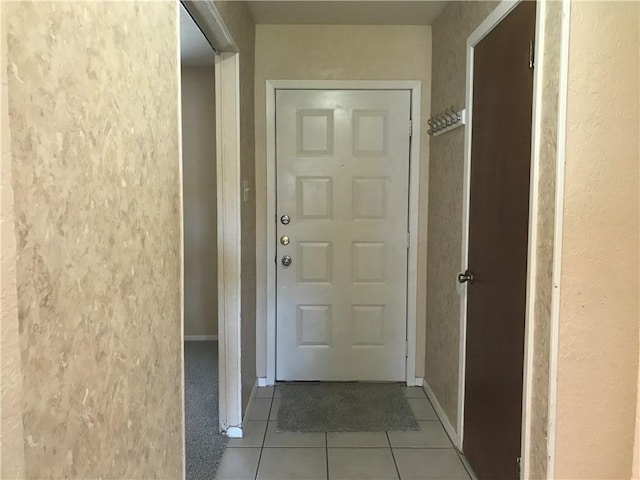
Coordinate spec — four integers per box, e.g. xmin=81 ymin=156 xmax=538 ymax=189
xmin=546 ymin=0 xmax=571 ymax=477
xmin=265 ymin=80 xmax=422 ymax=386
xmin=214 ymin=52 xmax=243 ymax=434
xmin=180 ymin=0 xmax=244 ymax=437
xmin=181 ymin=0 xmax=237 ymax=52
xmin=458 ymin=1 xmax=545 ymax=475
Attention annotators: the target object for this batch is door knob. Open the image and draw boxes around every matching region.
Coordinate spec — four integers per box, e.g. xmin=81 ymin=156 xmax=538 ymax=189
xmin=280 ymin=235 xmax=290 ymax=246
xmin=280 ymin=214 xmax=290 ymax=225
xmin=457 ymin=269 xmax=474 ymax=284
xmin=281 ymin=255 xmax=292 ymax=267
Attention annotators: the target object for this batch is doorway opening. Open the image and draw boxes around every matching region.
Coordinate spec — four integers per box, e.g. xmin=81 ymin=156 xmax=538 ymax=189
xmin=179 ymin=3 xmax=225 ymax=477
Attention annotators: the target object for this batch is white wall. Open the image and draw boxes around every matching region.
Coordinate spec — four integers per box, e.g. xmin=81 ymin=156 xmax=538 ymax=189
xmin=181 ymin=66 xmax=218 ymax=337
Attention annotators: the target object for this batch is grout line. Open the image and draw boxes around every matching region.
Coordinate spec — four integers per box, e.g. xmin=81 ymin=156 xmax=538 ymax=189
xmin=325 ymin=432 xmax=329 ymax=480
xmin=385 ymin=445 xmax=457 ymax=449
xmin=386 ymin=432 xmax=402 ymax=480
xmin=254 ymin=392 xmax=274 ymax=480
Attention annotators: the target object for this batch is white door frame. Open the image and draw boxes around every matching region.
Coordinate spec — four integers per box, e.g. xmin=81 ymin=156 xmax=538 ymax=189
xmin=457 ymin=0 xmax=548 ymax=473
xmin=180 ymin=1 xmax=243 ymax=437
xmin=214 ymin=51 xmax=243 ymax=437
xmin=264 ymin=80 xmax=422 ymax=386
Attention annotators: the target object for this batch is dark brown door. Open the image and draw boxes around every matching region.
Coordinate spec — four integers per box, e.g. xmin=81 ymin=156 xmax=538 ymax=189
xmin=462 ymin=2 xmax=536 ymax=479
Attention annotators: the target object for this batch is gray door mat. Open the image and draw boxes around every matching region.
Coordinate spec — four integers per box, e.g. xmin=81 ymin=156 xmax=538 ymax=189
xmin=277 ymin=382 xmax=420 ymax=432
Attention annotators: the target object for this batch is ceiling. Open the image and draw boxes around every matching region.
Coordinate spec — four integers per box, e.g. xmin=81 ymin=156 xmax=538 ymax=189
xmin=246 ymin=1 xmax=448 ymax=26
xmin=180 ymin=3 xmax=216 ymax=67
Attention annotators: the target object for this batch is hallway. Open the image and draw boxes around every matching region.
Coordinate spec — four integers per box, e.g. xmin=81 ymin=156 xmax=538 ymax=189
xmin=214 ymin=386 xmax=472 ymax=480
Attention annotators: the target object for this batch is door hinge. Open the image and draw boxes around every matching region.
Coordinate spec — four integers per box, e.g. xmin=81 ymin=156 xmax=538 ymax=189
xmin=529 ymin=39 xmax=535 ymax=70
xmin=516 ymin=456 xmax=522 ymax=479
xmin=409 ymin=120 xmax=413 ymax=138
xmin=407 ymin=232 xmax=410 ymax=249
xmin=405 ymin=341 xmax=409 ymax=357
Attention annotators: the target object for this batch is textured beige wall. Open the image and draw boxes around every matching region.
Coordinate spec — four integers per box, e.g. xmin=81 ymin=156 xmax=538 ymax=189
xmin=181 ymin=66 xmax=218 ymax=337
xmin=254 ymin=24 xmax=432 ymax=379
xmin=554 ymin=2 xmax=640 ymax=478
xmin=1 ymin=1 xmax=26 ymax=477
xmin=214 ymin=1 xmax=256 ymax=412
xmin=3 ymin=2 xmax=183 ymax=478
xmin=425 ymin=0 xmax=498 ymax=428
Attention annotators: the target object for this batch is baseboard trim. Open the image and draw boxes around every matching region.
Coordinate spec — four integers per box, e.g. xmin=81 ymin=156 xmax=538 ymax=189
xmin=225 ymin=426 xmax=243 ymax=438
xmin=184 ymin=335 xmax=218 ymax=341
xmin=241 ymin=379 xmax=259 ymax=432
xmin=457 ymin=449 xmax=478 ymax=480
xmin=423 ymin=379 xmax=460 ymax=449
xmin=257 ymin=377 xmax=268 ymax=387
xmin=414 ymin=377 xmax=424 ymax=387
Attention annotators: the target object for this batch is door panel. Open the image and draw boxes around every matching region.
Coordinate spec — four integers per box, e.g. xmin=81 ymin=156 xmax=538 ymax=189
xmin=463 ymin=2 xmax=536 ymax=479
xmin=275 ymin=89 xmax=411 ymax=381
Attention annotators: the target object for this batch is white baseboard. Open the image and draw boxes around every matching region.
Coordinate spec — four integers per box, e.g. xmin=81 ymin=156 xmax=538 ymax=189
xmin=257 ymin=377 xmax=268 ymax=387
xmin=184 ymin=335 xmax=218 ymax=341
xmin=241 ymin=379 xmax=259 ymax=431
xmin=225 ymin=426 xmax=243 ymax=438
xmin=423 ymin=379 xmax=460 ymax=449
xmin=414 ymin=377 xmax=424 ymax=387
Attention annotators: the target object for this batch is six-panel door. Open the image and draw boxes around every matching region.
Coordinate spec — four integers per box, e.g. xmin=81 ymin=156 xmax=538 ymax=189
xmin=275 ymin=89 xmax=411 ymax=381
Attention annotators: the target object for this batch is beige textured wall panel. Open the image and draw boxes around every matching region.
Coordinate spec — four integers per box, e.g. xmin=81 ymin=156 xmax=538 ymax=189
xmin=182 ymin=66 xmax=218 ymax=337
xmin=5 ymin=2 xmax=183 ymax=478
xmin=214 ymin=1 xmax=256 ymax=412
xmin=425 ymin=1 xmax=498 ymax=427
xmin=254 ymin=24 xmax=432 ymax=379
xmin=555 ymin=2 xmax=639 ymax=478
xmin=1 ymin=2 xmax=26 ymax=476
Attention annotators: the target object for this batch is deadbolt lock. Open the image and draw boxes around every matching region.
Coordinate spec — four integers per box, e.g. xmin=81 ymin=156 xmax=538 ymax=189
xmin=280 ymin=235 xmax=290 ymax=246
xmin=280 ymin=214 xmax=290 ymax=225
xmin=281 ymin=255 xmax=292 ymax=267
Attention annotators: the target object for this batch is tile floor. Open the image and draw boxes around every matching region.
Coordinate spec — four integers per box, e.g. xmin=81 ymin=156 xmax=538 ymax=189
xmin=214 ymin=385 xmax=472 ymax=480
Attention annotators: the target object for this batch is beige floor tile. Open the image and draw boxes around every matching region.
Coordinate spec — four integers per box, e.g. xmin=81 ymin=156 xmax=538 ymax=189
xmin=407 ymin=399 xmax=438 ymax=421
xmin=328 ymin=448 xmax=399 ymax=479
xmin=402 ymin=387 xmax=426 ymax=399
xmin=269 ymin=397 xmax=281 ymax=420
xmin=255 ymin=386 xmax=275 ymax=398
xmin=248 ymin=398 xmax=273 ymax=420
xmin=264 ymin=421 xmax=326 ymax=447
xmin=214 ymin=447 xmax=261 ymax=480
xmin=227 ymin=420 xmax=267 ymax=448
xmin=388 ymin=421 xmax=452 ymax=448
xmin=392 ymin=449 xmax=470 ymax=479
xmin=257 ymin=447 xmax=327 ymax=480
xmin=327 ymin=431 xmax=390 ymax=448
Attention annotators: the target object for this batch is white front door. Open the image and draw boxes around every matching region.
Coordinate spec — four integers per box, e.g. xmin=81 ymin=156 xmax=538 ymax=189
xmin=275 ymin=89 xmax=411 ymax=381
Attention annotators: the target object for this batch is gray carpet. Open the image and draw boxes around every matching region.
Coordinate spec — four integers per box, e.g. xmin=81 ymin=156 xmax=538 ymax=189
xmin=277 ymin=382 xmax=420 ymax=432
xmin=185 ymin=341 xmax=227 ymax=480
